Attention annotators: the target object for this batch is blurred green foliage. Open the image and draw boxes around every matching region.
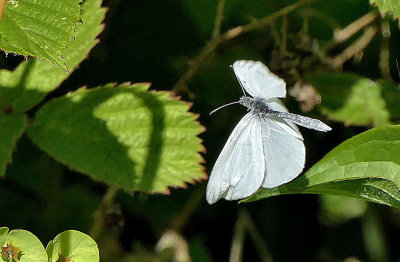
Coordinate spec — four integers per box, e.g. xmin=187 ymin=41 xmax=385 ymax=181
xmin=1 ymin=0 xmax=400 ymax=261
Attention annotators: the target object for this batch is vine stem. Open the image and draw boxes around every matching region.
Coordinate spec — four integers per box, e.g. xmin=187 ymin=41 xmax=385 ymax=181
xmin=0 ymin=0 xmax=7 ymax=21
xmin=89 ymin=185 xmax=119 ymax=240
xmin=172 ymin=0 xmax=314 ymax=95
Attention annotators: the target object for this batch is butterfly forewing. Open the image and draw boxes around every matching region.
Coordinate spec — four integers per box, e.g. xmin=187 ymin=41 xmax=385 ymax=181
xmin=232 ymin=60 xmax=286 ymax=99
xmin=206 ymin=114 xmax=265 ymax=204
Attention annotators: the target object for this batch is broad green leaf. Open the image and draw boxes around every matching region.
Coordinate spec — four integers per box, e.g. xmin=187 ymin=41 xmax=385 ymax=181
xmin=0 ymin=112 xmax=27 ymax=175
xmin=0 ymin=0 xmax=82 ymax=68
xmin=370 ymin=0 xmax=400 ymax=22
xmin=46 ymin=230 xmax=99 ymax=262
xmin=244 ymin=125 xmax=400 ymax=209
xmin=0 ymin=0 xmax=106 ymax=112
xmin=0 ymin=229 xmax=47 ymax=262
xmin=27 ymin=84 xmax=205 ymax=193
xmin=307 ymin=73 xmax=390 ymax=126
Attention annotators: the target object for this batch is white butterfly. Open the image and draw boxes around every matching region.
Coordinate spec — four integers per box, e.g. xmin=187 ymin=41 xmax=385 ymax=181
xmin=206 ymin=60 xmax=331 ymax=204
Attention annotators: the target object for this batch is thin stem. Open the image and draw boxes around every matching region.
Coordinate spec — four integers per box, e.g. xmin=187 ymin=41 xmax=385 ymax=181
xmin=212 ymin=0 xmax=226 ymax=38
xmin=362 ymin=205 xmax=389 ymax=262
xmin=333 ymin=11 xmax=378 ymax=43
xmin=89 ymin=185 xmax=119 ymax=240
xmin=172 ymin=0 xmax=314 ymax=95
xmin=331 ymin=25 xmax=377 ymax=69
xmin=229 ymin=210 xmax=247 ymax=262
xmin=0 ymin=0 xmax=7 ymax=21
xmin=379 ymin=18 xmax=391 ymax=80
xmin=169 ymin=187 xmax=204 ymax=232
xmin=243 ymin=210 xmax=273 ymax=262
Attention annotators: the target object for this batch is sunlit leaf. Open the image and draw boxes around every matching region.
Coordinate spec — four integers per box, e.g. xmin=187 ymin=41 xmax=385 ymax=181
xmin=370 ymin=0 xmax=400 ymax=22
xmin=244 ymin=126 xmax=400 ymax=209
xmin=307 ymin=73 xmax=390 ymax=126
xmin=0 ymin=0 xmax=82 ymax=68
xmin=0 ymin=112 xmax=26 ymax=175
xmin=0 ymin=229 xmax=47 ymax=262
xmin=27 ymin=83 xmax=205 ymax=193
xmin=0 ymin=0 xmax=106 ymax=112
xmin=46 ymin=230 xmax=99 ymax=262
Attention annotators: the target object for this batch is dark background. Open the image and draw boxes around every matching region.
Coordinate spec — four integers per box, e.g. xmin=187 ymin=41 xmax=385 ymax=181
xmin=1 ymin=0 xmax=400 ymax=261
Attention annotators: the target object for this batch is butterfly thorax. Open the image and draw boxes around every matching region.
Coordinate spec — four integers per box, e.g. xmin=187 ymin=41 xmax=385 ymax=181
xmin=239 ymin=96 xmax=271 ymax=117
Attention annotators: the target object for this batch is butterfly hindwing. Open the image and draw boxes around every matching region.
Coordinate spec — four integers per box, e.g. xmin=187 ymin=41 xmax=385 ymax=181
xmin=261 ymin=118 xmax=305 ymax=188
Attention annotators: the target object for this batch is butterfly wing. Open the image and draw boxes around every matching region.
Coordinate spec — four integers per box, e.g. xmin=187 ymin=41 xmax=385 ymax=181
xmin=206 ymin=113 xmax=265 ymax=204
xmin=261 ymin=118 xmax=305 ymax=188
xmin=267 ymin=98 xmax=303 ymax=140
xmin=232 ymin=60 xmax=286 ymax=100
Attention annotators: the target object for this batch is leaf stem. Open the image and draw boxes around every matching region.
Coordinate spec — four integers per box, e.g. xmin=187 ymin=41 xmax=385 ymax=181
xmin=172 ymin=0 xmax=314 ymax=95
xmin=89 ymin=185 xmax=119 ymax=240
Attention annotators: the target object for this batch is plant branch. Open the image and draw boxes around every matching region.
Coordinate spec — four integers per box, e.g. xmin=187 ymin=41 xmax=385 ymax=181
xmin=331 ymin=25 xmax=377 ymax=69
xmin=333 ymin=11 xmax=378 ymax=43
xmin=379 ymin=19 xmax=391 ymax=80
xmin=212 ymin=0 xmax=226 ymax=38
xmin=172 ymin=0 xmax=314 ymax=95
xmin=89 ymin=185 xmax=119 ymax=240
xmin=0 ymin=0 xmax=7 ymax=21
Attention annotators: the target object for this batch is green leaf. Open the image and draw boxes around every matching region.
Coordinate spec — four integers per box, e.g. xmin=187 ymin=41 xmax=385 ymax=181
xmin=307 ymin=72 xmax=390 ymax=126
xmin=244 ymin=125 xmax=400 ymax=209
xmin=0 ymin=229 xmax=47 ymax=262
xmin=0 ymin=228 xmax=9 ymax=246
xmin=0 ymin=112 xmax=27 ymax=175
xmin=0 ymin=0 xmax=83 ymax=69
xmin=370 ymin=0 xmax=400 ymax=22
xmin=46 ymin=230 xmax=99 ymax=262
xmin=27 ymin=83 xmax=205 ymax=193
xmin=0 ymin=0 xmax=106 ymax=112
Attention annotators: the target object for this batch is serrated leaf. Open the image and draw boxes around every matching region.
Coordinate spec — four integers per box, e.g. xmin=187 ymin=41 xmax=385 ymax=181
xmin=46 ymin=230 xmax=99 ymax=262
xmin=27 ymin=84 xmax=205 ymax=193
xmin=0 ymin=0 xmax=83 ymax=68
xmin=307 ymin=73 xmax=390 ymax=126
xmin=0 ymin=0 xmax=106 ymax=112
xmin=0 ymin=229 xmax=47 ymax=262
xmin=370 ymin=0 xmax=400 ymax=22
xmin=0 ymin=112 xmax=27 ymax=175
xmin=244 ymin=126 xmax=400 ymax=209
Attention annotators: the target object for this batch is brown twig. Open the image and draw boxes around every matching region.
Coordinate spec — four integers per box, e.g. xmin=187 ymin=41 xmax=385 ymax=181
xmin=331 ymin=26 xmax=378 ymax=69
xmin=0 ymin=0 xmax=7 ymax=21
xmin=333 ymin=11 xmax=378 ymax=43
xmin=172 ymin=0 xmax=314 ymax=95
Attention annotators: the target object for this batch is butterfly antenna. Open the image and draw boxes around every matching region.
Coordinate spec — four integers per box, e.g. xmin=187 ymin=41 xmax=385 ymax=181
xmin=209 ymin=101 xmax=239 ymax=115
xmin=230 ymin=64 xmax=247 ymax=96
